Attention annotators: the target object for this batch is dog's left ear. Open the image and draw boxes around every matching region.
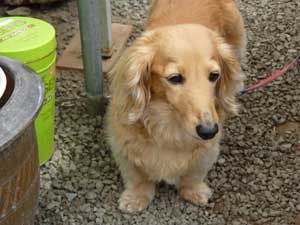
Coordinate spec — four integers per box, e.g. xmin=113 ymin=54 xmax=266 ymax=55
xmin=215 ymin=37 xmax=244 ymax=116
xmin=111 ymin=33 xmax=156 ymax=124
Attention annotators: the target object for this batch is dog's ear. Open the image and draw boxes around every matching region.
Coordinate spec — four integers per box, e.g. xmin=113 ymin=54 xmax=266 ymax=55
xmin=111 ymin=34 xmax=155 ymax=124
xmin=215 ymin=37 xmax=244 ymax=116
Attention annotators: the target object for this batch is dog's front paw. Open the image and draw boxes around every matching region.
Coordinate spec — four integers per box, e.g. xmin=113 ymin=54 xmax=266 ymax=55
xmin=119 ymin=189 xmax=153 ymax=213
xmin=180 ymin=182 xmax=212 ymax=205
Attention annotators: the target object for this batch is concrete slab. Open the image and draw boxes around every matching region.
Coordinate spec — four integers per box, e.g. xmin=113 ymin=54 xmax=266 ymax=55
xmin=56 ymin=23 xmax=132 ymax=74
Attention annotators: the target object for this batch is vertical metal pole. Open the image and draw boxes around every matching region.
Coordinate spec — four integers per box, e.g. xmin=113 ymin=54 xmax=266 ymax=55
xmin=77 ymin=0 xmax=106 ymax=115
xmin=99 ymin=0 xmax=113 ymax=57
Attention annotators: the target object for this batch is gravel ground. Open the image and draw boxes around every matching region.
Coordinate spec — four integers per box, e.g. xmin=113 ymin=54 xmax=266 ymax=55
xmin=2 ymin=0 xmax=300 ymax=224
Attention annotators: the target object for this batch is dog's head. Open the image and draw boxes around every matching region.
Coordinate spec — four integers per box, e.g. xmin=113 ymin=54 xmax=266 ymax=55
xmin=111 ymin=24 xmax=242 ymax=141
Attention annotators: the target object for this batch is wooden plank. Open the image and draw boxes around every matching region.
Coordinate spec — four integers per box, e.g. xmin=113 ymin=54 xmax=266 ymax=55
xmin=56 ymin=23 xmax=133 ymax=74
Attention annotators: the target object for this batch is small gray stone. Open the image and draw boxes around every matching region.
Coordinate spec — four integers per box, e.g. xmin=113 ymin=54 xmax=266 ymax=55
xmin=66 ymin=193 xmax=77 ymax=201
xmin=86 ymin=192 xmax=97 ymax=200
xmin=280 ymin=143 xmax=292 ymax=151
xmin=64 ymin=181 xmax=75 ymax=192
xmin=46 ymin=201 xmax=59 ymax=210
xmin=232 ymin=221 xmax=241 ymax=225
xmin=5 ymin=7 xmax=31 ymax=16
xmin=79 ymin=204 xmax=91 ymax=213
xmin=218 ymin=158 xmax=226 ymax=165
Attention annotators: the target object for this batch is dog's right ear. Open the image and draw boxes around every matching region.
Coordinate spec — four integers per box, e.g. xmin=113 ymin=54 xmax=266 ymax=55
xmin=110 ymin=33 xmax=156 ymax=124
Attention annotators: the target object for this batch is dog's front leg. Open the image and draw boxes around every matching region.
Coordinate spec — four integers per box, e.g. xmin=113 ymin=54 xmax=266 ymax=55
xmin=179 ymin=174 xmax=212 ymax=205
xmin=116 ymin=155 xmax=155 ymax=213
xmin=179 ymin=145 xmax=219 ymax=205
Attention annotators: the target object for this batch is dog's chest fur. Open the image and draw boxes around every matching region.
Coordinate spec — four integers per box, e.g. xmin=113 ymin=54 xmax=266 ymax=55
xmin=135 ymin=144 xmax=201 ymax=181
xmin=109 ymin=123 xmax=220 ymax=183
xmin=134 ymin=142 xmax=219 ymax=183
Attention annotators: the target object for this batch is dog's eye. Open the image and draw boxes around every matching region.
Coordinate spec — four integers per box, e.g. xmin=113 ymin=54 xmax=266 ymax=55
xmin=167 ymin=73 xmax=184 ymax=84
xmin=209 ymin=71 xmax=220 ymax=82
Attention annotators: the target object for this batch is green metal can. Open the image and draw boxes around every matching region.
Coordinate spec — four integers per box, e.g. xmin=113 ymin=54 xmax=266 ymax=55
xmin=0 ymin=17 xmax=56 ymax=165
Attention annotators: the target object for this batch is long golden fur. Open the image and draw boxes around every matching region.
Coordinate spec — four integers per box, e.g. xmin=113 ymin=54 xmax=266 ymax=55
xmin=106 ymin=0 xmax=246 ymax=213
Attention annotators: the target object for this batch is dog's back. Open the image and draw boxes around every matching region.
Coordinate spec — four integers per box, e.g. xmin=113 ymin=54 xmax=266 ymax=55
xmin=147 ymin=0 xmax=246 ymax=52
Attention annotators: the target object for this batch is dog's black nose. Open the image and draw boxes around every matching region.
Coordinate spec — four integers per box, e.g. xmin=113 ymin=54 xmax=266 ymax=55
xmin=196 ymin=123 xmax=219 ymax=140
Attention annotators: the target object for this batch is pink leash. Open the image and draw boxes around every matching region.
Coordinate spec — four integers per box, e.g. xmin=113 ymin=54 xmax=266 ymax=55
xmin=240 ymin=53 xmax=300 ymax=94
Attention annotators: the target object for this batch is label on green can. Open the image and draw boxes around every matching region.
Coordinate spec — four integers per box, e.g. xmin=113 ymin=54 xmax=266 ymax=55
xmin=0 ymin=19 xmax=36 ymax=43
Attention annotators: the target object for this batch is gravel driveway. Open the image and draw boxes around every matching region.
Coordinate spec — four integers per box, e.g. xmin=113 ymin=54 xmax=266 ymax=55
xmin=2 ymin=0 xmax=299 ymax=224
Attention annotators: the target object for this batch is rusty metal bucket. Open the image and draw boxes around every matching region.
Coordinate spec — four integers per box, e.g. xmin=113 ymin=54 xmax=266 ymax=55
xmin=0 ymin=56 xmax=44 ymax=225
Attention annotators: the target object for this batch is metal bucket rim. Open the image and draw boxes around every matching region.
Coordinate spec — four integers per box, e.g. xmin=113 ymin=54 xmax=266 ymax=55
xmin=0 ymin=56 xmax=45 ymax=152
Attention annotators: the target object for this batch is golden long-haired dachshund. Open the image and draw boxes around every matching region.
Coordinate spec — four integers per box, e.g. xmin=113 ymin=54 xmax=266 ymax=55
xmin=106 ymin=0 xmax=246 ymax=213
